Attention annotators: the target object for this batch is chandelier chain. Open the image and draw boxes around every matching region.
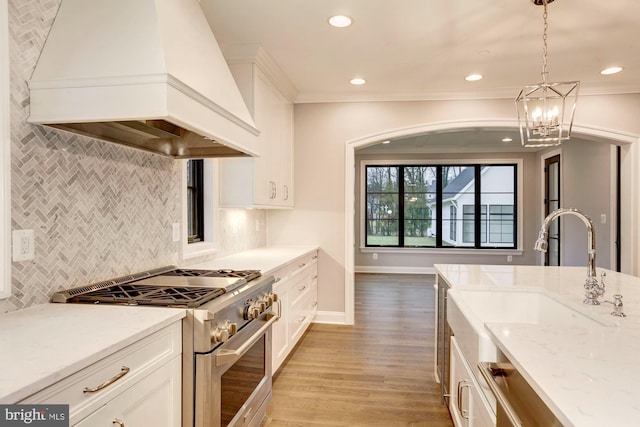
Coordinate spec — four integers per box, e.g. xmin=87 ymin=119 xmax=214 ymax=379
xmin=542 ymin=0 xmax=549 ymax=82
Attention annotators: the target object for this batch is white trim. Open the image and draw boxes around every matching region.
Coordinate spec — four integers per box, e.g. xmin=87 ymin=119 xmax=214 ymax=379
xmin=1 ymin=1 xmax=10 ymax=299
xmin=313 ymin=311 xmax=347 ymax=325
xmin=181 ymin=159 xmax=219 ymax=261
xmin=355 ymin=265 xmax=436 ymax=275
xmin=345 ymin=119 xmax=640 ymax=329
xmin=359 ymin=247 xmax=523 ymax=256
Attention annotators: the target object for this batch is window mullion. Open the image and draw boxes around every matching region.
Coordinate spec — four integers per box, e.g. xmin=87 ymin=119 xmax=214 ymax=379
xmin=399 ymin=166 xmax=405 ymax=247
xmin=436 ymin=165 xmax=443 ymax=248
xmin=474 ymin=165 xmax=481 ymax=249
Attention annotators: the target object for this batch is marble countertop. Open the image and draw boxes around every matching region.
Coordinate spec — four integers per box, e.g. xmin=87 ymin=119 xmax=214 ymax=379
xmin=187 ymin=245 xmax=318 ymax=274
xmin=0 ymin=303 xmax=186 ymax=403
xmin=0 ymin=245 xmax=317 ymax=405
xmin=436 ymin=264 xmax=640 ymax=427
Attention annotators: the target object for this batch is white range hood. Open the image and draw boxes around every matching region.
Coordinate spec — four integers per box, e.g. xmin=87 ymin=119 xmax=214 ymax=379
xmin=28 ymin=0 xmax=259 ymax=159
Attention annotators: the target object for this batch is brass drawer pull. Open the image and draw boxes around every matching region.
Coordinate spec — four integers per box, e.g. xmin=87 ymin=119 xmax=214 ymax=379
xmin=83 ymin=366 xmax=130 ymax=393
xmin=298 ymin=285 xmax=307 ymax=292
xmin=113 ymin=419 xmax=125 ymax=427
xmin=298 ymin=262 xmax=306 ymax=268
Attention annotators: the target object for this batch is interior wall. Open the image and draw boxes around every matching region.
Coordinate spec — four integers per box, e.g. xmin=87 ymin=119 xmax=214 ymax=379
xmin=354 ymin=152 xmax=539 ymax=271
xmin=559 ymin=139 xmax=614 ymax=269
xmin=2 ymin=0 xmax=266 ymax=313
xmin=268 ymin=95 xmax=640 ymax=317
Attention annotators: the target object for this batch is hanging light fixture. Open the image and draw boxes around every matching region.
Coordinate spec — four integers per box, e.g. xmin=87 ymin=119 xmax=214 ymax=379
xmin=516 ymin=0 xmax=579 ymax=147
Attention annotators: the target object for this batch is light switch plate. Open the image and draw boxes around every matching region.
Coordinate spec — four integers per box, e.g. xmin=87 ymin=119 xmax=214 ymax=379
xmin=12 ymin=229 xmax=35 ymax=262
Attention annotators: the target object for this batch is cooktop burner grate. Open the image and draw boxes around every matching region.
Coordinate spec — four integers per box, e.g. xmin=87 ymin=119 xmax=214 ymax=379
xmin=70 ymin=284 xmax=225 ymax=308
xmin=161 ymin=269 xmax=261 ymax=280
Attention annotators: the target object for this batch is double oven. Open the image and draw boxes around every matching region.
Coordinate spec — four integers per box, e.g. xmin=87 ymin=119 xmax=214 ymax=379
xmin=52 ymin=266 xmax=278 ymax=427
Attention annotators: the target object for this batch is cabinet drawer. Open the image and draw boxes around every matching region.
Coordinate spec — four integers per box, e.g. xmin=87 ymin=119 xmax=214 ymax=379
xmin=22 ymin=322 xmax=181 ymax=425
xmin=75 ymin=356 xmax=181 ymax=427
xmin=289 ymin=251 xmax=317 ymax=278
xmin=271 ymin=265 xmax=290 ymax=290
xmin=288 ymin=273 xmax=311 ymax=307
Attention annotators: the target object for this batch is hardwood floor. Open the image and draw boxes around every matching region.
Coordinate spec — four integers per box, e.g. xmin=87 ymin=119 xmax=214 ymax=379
xmin=262 ymin=273 xmax=453 ymax=427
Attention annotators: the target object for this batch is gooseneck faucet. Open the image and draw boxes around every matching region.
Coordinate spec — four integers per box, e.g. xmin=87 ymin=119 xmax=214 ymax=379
xmin=534 ymin=208 xmax=605 ymax=305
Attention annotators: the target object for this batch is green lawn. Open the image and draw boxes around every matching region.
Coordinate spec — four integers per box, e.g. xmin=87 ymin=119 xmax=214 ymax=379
xmin=367 ymin=235 xmax=436 ymax=246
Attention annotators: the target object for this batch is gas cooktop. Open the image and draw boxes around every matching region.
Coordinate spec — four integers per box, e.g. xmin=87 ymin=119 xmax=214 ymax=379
xmin=51 ymin=266 xmax=262 ymax=308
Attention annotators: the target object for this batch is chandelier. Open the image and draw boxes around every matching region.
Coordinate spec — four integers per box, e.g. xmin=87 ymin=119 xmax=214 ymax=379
xmin=516 ymin=0 xmax=579 ymax=147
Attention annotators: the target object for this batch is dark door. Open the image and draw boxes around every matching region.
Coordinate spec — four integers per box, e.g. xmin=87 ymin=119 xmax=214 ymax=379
xmin=544 ymin=155 xmax=560 ymax=266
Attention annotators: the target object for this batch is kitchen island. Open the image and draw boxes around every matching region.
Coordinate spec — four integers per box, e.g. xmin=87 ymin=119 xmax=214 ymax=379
xmin=436 ymin=264 xmax=640 ymax=427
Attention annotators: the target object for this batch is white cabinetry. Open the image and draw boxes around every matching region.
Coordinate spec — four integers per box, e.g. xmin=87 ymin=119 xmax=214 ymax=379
xmin=220 ymin=47 xmax=295 ymax=208
xmin=272 ymin=250 xmax=318 ymax=372
xmin=450 ymin=337 xmax=495 ymax=427
xmin=21 ymin=322 xmax=182 ymax=426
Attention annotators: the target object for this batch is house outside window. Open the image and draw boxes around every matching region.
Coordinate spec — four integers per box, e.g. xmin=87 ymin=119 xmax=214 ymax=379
xmin=364 ymin=163 xmax=517 ymax=249
xmin=449 ymin=206 xmax=457 ymax=241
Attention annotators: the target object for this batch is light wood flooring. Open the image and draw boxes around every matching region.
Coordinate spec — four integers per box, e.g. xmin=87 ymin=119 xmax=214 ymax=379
xmin=262 ymin=273 xmax=453 ymax=427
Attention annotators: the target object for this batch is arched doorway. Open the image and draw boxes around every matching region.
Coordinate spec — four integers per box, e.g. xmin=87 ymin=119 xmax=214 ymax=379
xmin=343 ymin=120 xmax=638 ymax=325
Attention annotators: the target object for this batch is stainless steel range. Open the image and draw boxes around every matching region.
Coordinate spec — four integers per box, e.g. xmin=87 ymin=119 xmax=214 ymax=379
xmin=52 ymin=266 xmax=278 ymax=427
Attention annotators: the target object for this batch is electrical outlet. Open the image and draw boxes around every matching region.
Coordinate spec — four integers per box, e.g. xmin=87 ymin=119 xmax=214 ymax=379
xmin=172 ymin=223 xmax=181 ymax=242
xmin=12 ymin=229 xmax=35 ymax=262
xmin=507 ymin=255 xmax=513 ymax=262
xmin=372 ymin=253 xmax=378 ymax=260
xmin=600 ymin=214 xmax=607 ymax=224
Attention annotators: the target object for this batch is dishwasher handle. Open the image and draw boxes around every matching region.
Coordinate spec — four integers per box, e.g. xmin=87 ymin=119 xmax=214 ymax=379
xmin=478 ymin=362 xmax=523 ymax=427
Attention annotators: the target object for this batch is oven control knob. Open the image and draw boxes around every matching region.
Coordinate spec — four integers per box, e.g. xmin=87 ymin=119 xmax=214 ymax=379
xmin=244 ymin=303 xmax=261 ymax=320
xmin=226 ymin=321 xmax=238 ymax=335
xmin=211 ymin=327 xmax=230 ymax=344
xmin=267 ymin=292 xmax=278 ymax=305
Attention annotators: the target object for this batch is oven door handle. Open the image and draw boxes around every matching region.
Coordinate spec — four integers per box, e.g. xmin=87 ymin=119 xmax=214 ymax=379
xmin=215 ymin=312 xmax=278 ymax=367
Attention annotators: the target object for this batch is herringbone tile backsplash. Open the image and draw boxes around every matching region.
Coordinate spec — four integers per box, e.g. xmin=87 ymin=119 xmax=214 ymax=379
xmin=2 ymin=0 xmax=266 ymax=313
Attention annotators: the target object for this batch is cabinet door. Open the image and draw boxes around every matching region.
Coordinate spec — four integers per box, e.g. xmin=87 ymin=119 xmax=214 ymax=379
xmin=450 ymin=337 xmax=495 ymax=427
xmin=450 ymin=337 xmax=472 ymax=427
xmin=75 ymin=357 xmax=181 ymax=427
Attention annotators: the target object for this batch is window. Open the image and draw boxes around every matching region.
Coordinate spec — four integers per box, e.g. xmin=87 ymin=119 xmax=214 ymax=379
xmin=187 ymin=159 xmax=204 ymax=243
xmin=364 ymin=163 xmax=517 ymax=249
xmin=462 ymin=205 xmax=486 ymax=244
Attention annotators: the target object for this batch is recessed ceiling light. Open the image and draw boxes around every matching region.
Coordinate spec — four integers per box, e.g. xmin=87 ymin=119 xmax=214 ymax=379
xmin=350 ymin=78 xmax=366 ymax=85
xmin=328 ymin=15 xmax=352 ymax=28
xmin=382 ymin=140 xmax=391 ymax=144
xmin=601 ymin=66 xmax=623 ymax=75
xmin=465 ymin=74 xmax=483 ymax=82
xmin=502 ymin=137 xmax=513 ymax=142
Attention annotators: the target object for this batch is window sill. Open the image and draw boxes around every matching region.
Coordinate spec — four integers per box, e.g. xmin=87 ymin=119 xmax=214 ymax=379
xmin=182 ymin=241 xmax=219 ymax=261
xmin=359 ymin=246 xmax=523 ymax=256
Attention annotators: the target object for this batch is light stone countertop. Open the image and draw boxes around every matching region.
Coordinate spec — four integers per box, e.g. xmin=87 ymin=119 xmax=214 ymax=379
xmin=435 ymin=264 xmax=640 ymax=427
xmin=0 ymin=303 xmax=185 ymax=404
xmin=187 ymin=245 xmax=319 ymax=274
xmin=0 ymin=245 xmax=317 ymax=405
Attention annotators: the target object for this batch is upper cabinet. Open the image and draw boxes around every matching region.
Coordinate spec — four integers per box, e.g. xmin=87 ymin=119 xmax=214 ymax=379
xmin=219 ymin=46 xmax=296 ymax=208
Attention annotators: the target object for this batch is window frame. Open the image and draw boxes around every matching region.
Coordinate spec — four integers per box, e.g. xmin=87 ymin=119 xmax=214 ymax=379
xmin=360 ymin=159 xmax=522 ymax=253
xmin=181 ymin=159 xmax=218 ymax=260
xmin=187 ymin=159 xmax=205 ymax=244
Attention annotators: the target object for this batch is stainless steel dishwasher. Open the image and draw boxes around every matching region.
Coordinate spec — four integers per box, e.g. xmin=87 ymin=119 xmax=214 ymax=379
xmin=478 ymin=361 xmax=563 ymax=427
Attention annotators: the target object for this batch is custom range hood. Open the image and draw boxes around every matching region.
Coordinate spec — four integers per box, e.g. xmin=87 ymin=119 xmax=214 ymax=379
xmin=28 ymin=0 xmax=259 ymax=159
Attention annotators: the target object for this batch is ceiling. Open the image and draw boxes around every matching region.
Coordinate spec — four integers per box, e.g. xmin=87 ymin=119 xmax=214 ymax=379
xmin=201 ymin=0 xmax=640 ymax=152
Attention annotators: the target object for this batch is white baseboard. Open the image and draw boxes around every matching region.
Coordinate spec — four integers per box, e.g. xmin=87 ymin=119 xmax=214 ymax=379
xmin=354 ymin=265 xmax=436 ymax=275
xmin=313 ymin=310 xmax=348 ymax=325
